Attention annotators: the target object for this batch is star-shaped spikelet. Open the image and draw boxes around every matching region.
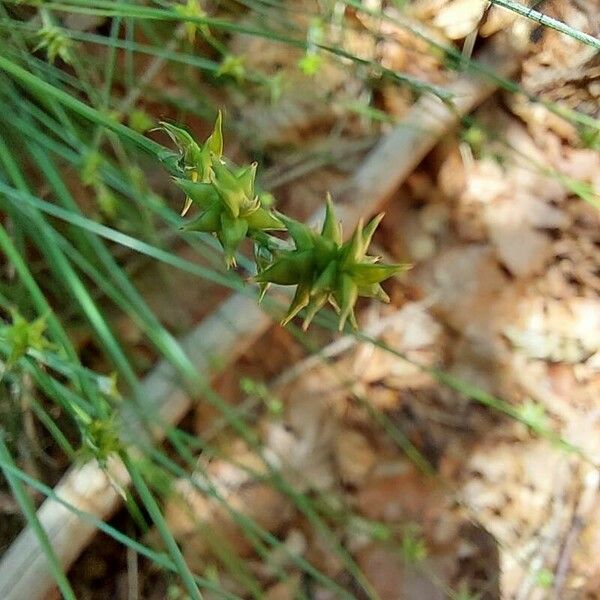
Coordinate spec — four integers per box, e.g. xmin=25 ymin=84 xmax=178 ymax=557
xmin=162 ymin=114 xmax=283 ymax=267
xmin=255 ymin=196 xmax=408 ymax=330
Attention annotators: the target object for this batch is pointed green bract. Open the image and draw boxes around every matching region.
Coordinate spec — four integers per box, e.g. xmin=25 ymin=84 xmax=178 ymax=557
xmin=245 ymin=207 xmax=284 ymax=230
xmin=173 ymin=178 xmax=218 ymax=208
xmin=159 ymin=122 xmax=203 ymax=171
xmin=277 ymin=212 xmax=315 ymax=251
xmin=159 ymin=114 xmax=224 ymax=215
xmin=302 ymin=293 xmax=328 ymax=330
xmin=236 ymin=163 xmax=257 ymax=199
xmin=181 ymin=203 xmax=221 ymax=232
xmin=211 ymin=159 xmax=244 ymax=217
xmin=254 ymin=244 xmax=273 ymax=302
xmin=206 ymin=111 xmax=223 ymax=156
xmin=359 ymin=283 xmax=390 ymax=303
xmin=343 ymin=220 xmax=366 ymax=265
xmin=281 ymin=284 xmax=311 ymax=326
xmin=348 ymin=262 xmax=407 ymax=285
xmin=322 ymin=194 xmax=342 ymax=244
xmin=218 ymin=212 xmax=248 ymax=268
xmin=337 ymin=274 xmax=359 ymax=331
xmin=312 ymin=260 xmax=337 ymax=296
xmin=159 ymin=112 xmax=223 ymax=178
xmin=361 ymin=213 xmax=384 ymax=253
xmin=254 ymin=251 xmax=314 ymax=285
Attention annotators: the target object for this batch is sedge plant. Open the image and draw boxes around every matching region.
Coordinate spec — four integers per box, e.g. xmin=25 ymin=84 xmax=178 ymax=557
xmin=161 ymin=113 xmax=408 ymax=331
xmin=1 ymin=3 xmax=597 ymax=598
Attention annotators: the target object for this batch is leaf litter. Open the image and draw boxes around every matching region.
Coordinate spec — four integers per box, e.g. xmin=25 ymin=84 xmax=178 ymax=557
xmin=7 ymin=0 xmax=600 ymax=597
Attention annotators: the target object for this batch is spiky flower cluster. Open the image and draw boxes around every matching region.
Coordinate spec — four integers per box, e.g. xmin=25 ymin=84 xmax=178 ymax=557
xmin=34 ymin=25 xmax=73 ymax=64
xmin=160 ymin=115 xmax=407 ymax=330
xmin=162 ymin=115 xmax=283 ymax=267
xmin=256 ymin=199 xmax=406 ymax=330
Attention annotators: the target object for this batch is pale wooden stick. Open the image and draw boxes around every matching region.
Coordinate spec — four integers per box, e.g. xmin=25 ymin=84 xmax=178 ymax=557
xmin=324 ymin=44 xmax=519 ymax=231
xmin=0 ymin=40 xmax=519 ymax=599
xmin=0 ymin=295 xmax=270 ymax=600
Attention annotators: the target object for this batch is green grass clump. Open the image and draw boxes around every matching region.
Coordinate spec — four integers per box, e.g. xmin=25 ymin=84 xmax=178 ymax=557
xmin=0 ymin=1 xmax=598 ymax=598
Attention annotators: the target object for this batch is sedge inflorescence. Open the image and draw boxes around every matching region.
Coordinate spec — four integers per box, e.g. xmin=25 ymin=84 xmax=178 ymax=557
xmin=159 ymin=113 xmax=408 ymax=331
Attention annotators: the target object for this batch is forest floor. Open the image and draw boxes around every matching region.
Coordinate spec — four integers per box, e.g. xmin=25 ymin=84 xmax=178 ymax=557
xmin=2 ymin=0 xmax=599 ymax=599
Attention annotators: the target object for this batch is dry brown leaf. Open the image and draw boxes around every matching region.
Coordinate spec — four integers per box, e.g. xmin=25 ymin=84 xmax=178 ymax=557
xmin=263 ymin=530 xmax=307 ymax=575
xmin=164 ymin=441 xmax=293 ymax=566
xmin=505 ymin=296 xmax=600 ymax=363
xmin=438 ymin=147 xmax=467 ymax=200
xmin=264 ymin=574 xmax=302 ymax=600
xmin=460 ymin=439 xmax=575 ymax=597
xmin=264 ymin=392 xmax=338 ymax=492
xmin=304 ymin=528 xmax=345 ymax=579
xmin=426 ymin=244 xmax=509 ymax=332
xmin=357 ymin=461 xmax=442 ymax=524
xmin=432 ymin=0 xmax=487 ymax=39
xmin=479 ymin=6 xmax=520 ymax=37
xmin=334 ymin=428 xmax=377 ymax=486
xmin=486 ymin=209 xmax=553 ymax=277
xmin=165 ymin=477 xmax=292 ymax=566
xmin=573 ymin=470 xmax=600 ymax=596
xmin=356 ymin=544 xmax=447 ymax=600
xmin=351 ymin=302 xmax=442 ymax=390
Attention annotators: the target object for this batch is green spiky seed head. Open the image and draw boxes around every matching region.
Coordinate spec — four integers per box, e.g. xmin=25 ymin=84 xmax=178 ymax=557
xmin=255 ymin=195 xmax=408 ymax=330
xmin=2 ymin=309 xmax=51 ymax=366
xmin=163 ymin=115 xmax=283 ymax=267
xmin=34 ymin=25 xmax=73 ymax=64
xmin=175 ymin=159 xmax=283 ymax=268
xmin=158 ymin=115 xmax=408 ymax=320
xmin=79 ymin=417 xmax=122 ymax=467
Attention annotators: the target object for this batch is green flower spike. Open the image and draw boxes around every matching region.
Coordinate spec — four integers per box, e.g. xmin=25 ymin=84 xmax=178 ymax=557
xmin=79 ymin=416 xmax=122 ymax=467
xmin=34 ymin=25 xmax=73 ymax=64
xmin=255 ymin=195 xmax=408 ymax=330
xmin=2 ymin=309 xmax=51 ymax=366
xmin=177 ymin=157 xmax=284 ymax=268
xmin=159 ymin=112 xmax=223 ymax=215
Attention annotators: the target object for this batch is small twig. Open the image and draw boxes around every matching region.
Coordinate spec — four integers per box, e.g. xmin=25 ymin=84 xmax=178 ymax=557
xmin=118 ymin=23 xmax=187 ymax=115
xmin=553 ymin=515 xmax=585 ymax=598
xmin=489 ymin=0 xmax=600 ymax=50
xmin=552 ymin=468 xmax=600 ymax=598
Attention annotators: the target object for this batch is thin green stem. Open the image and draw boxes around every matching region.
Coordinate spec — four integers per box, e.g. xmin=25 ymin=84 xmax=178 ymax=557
xmin=124 ymin=454 xmax=203 ymax=600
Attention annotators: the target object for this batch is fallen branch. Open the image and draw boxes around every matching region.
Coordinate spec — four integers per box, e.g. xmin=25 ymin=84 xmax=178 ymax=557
xmin=0 ymin=39 xmax=520 ymax=600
